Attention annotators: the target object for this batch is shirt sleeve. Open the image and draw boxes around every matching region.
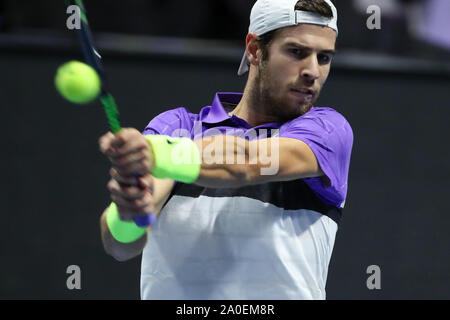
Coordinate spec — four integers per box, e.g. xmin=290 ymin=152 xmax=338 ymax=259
xmin=279 ymin=108 xmax=354 ymax=207
xmin=142 ymin=107 xmax=193 ymax=138
xmin=142 ymin=107 xmax=195 ymax=189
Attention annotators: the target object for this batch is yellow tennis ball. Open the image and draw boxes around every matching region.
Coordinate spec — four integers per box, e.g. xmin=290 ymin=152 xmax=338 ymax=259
xmin=55 ymin=61 xmax=101 ymax=104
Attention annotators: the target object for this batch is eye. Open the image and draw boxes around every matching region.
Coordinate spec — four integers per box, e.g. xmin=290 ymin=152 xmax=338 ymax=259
xmin=289 ymin=48 xmax=306 ymax=58
xmin=318 ymin=53 xmax=332 ymax=65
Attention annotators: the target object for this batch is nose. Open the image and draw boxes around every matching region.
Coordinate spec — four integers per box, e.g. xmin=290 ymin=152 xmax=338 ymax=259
xmin=301 ymin=54 xmax=320 ymax=83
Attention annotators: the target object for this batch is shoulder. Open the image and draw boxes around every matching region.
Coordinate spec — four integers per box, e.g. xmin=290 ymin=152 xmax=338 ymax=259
xmin=282 ymin=106 xmax=353 ymax=137
xmin=146 ymin=107 xmax=196 ymax=126
xmin=143 ymin=107 xmax=199 ymax=136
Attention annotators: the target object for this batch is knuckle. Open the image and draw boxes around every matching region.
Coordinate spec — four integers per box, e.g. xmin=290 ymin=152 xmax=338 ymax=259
xmin=115 ymin=157 xmax=125 ymax=166
xmin=123 ymin=186 xmax=136 ymax=198
xmin=115 ymin=164 xmax=127 ymax=174
xmin=142 ymin=193 xmax=153 ymax=206
xmin=138 ymin=138 xmax=147 ymax=148
xmin=124 ymin=128 xmax=136 ymax=138
xmin=115 ymin=167 xmax=128 ymax=177
xmin=130 ymin=200 xmax=140 ymax=209
xmin=100 ymin=133 xmax=113 ymax=145
xmin=130 ymin=128 xmax=139 ymax=135
xmin=107 ymin=180 xmax=116 ymax=191
xmin=137 ymin=168 xmax=147 ymax=176
xmin=134 ymin=197 xmax=148 ymax=209
xmin=139 ymin=149 xmax=147 ymax=159
xmin=109 ymin=168 xmax=118 ymax=179
xmin=110 ymin=194 xmax=118 ymax=203
xmin=113 ymin=168 xmax=124 ymax=178
xmin=144 ymin=176 xmax=153 ymax=189
xmin=119 ymin=187 xmax=129 ymax=197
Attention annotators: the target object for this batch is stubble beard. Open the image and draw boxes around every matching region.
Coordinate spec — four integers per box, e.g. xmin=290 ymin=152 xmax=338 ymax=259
xmin=252 ymin=61 xmax=316 ymax=122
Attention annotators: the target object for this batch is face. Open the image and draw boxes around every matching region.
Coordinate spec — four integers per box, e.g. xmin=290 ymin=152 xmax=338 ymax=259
xmin=250 ymin=24 xmax=336 ymax=121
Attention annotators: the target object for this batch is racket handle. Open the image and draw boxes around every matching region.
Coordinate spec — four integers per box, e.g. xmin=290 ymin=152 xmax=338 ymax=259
xmin=133 ymin=174 xmax=156 ymax=227
xmin=133 ymin=213 xmax=156 ymax=227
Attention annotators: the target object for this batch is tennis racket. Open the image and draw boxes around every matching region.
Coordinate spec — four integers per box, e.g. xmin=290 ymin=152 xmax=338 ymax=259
xmin=67 ymin=0 xmax=155 ymax=227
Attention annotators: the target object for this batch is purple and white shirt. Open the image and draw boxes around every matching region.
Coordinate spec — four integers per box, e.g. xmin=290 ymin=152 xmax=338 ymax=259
xmin=141 ymin=93 xmax=353 ymax=300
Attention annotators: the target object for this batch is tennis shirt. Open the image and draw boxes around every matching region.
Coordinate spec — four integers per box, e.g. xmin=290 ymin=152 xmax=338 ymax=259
xmin=140 ymin=92 xmax=353 ymax=300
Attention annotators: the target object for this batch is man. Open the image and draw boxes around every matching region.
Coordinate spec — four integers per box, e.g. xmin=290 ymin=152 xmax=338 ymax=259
xmin=99 ymin=0 xmax=353 ymax=300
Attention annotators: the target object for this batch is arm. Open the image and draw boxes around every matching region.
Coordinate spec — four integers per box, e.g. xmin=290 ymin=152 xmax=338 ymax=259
xmin=100 ymin=129 xmax=323 ymax=190
xmin=100 ymin=174 xmax=175 ymax=262
xmin=193 ymin=135 xmax=323 ymax=188
xmin=97 ymin=129 xmax=321 ymax=260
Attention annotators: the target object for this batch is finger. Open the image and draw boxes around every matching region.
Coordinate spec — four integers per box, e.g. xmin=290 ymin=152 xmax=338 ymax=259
xmin=110 ymin=149 xmax=148 ymax=168
xmin=115 ymin=138 xmax=149 ymax=158
xmin=115 ymin=204 xmax=138 ymax=222
xmin=137 ymin=175 xmax=154 ymax=192
xmin=111 ymin=166 xmax=154 ymax=192
xmin=113 ymin=158 xmax=151 ymax=177
xmin=116 ymin=128 xmax=142 ymax=140
xmin=99 ymin=132 xmax=115 ymax=154
xmin=116 ymin=205 xmax=154 ymax=222
xmin=110 ymin=133 xmax=127 ymax=148
xmin=111 ymin=128 xmax=141 ymax=148
xmin=106 ymin=141 xmax=147 ymax=161
xmin=107 ymin=180 xmax=151 ymax=202
xmin=116 ymin=211 xmax=134 ymax=222
xmin=107 ymin=179 xmax=146 ymax=200
xmin=111 ymin=192 xmax=154 ymax=212
xmin=104 ymin=139 xmax=126 ymax=158
xmin=110 ymin=167 xmax=139 ymax=186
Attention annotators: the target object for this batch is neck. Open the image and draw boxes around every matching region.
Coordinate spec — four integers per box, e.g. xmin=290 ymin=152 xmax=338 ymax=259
xmin=229 ymin=84 xmax=280 ymax=127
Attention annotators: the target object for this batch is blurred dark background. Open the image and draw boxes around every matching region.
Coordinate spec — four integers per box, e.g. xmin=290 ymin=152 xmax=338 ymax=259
xmin=1 ymin=0 xmax=450 ymax=60
xmin=0 ymin=0 xmax=449 ymax=299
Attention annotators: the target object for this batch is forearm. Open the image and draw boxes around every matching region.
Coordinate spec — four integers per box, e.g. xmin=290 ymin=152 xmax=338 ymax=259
xmin=194 ymin=135 xmax=272 ymax=188
xmin=145 ymin=134 xmax=320 ymax=189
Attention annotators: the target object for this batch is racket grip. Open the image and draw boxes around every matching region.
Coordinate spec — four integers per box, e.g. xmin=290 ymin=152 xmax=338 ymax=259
xmin=133 ymin=213 xmax=156 ymax=227
xmin=133 ymin=174 xmax=156 ymax=227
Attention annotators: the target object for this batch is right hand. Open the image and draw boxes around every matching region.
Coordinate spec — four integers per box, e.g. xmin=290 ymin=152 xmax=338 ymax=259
xmin=99 ymin=129 xmax=155 ymax=177
xmin=107 ymin=167 xmax=155 ymax=222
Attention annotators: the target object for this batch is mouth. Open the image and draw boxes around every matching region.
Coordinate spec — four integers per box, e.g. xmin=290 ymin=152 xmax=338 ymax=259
xmin=291 ymin=87 xmax=315 ymax=95
xmin=290 ymin=88 xmax=316 ymax=100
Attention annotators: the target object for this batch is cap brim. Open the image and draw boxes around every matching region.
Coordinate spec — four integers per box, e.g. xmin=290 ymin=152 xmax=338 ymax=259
xmin=237 ymin=52 xmax=250 ymax=76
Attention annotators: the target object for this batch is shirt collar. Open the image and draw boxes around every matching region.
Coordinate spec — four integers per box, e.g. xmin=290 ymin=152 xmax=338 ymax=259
xmin=200 ymin=93 xmax=242 ymax=124
xmin=200 ymin=92 xmax=284 ymax=129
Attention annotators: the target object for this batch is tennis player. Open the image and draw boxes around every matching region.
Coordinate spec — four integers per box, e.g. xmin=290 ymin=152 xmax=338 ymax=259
xmin=99 ymin=0 xmax=353 ymax=300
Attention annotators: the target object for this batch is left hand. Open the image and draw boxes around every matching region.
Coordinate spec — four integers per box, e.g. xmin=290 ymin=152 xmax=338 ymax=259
xmin=99 ymin=128 xmax=155 ymax=177
xmin=106 ymin=168 xmax=155 ymax=222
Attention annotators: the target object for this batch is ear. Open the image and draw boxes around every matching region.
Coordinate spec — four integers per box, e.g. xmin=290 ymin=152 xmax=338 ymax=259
xmin=245 ymin=33 xmax=261 ymax=67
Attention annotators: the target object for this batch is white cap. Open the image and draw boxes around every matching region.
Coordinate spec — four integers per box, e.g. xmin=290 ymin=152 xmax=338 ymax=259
xmin=237 ymin=0 xmax=338 ymax=76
